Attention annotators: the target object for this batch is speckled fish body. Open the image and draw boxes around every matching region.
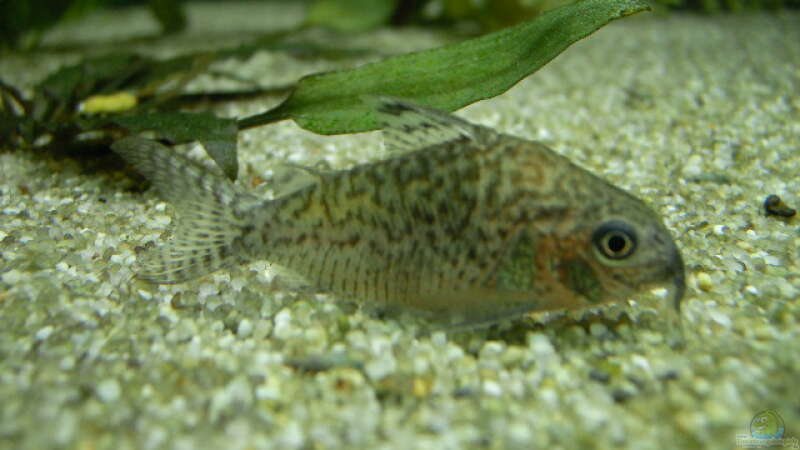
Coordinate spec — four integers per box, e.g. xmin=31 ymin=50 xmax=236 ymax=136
xmin=113 ymin=97 xmax=685 ymax=325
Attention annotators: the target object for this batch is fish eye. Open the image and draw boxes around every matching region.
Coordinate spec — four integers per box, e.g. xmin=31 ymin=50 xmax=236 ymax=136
xmin=592 ymin=221 xmax=637 ymax=260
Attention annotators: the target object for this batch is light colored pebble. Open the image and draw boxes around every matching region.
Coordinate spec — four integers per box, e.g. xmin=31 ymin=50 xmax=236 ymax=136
xmin=696 ymin=272 xmax=714 ymax=292
xmin=96 ymin=379 xmax=121 ymax=403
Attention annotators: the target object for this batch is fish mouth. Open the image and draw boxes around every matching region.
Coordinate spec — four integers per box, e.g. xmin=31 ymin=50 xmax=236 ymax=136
xmin=667 ymin=246 xmax=686 ymax=313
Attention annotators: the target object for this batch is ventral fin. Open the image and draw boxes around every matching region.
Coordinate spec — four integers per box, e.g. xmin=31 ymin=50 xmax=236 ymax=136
xmin=362 ymin=96 xmax=490 ymax=154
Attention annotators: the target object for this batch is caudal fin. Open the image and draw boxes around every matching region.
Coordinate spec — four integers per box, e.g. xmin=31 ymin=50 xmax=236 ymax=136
xmin=112 ymin=137 xmax=259 ymax=283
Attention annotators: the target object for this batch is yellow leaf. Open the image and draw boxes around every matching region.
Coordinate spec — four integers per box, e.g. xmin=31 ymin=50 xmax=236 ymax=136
xmin=80 ymin=92 xmax=138 ymax=114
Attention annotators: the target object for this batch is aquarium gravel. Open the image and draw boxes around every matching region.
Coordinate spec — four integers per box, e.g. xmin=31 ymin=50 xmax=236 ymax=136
xmin=1 ymin=3 xmax=799 ymax=449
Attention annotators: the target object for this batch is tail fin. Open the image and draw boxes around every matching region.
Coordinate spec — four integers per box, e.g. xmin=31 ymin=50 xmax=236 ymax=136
xmin=112 ymin=137 xmax=259 ymax=284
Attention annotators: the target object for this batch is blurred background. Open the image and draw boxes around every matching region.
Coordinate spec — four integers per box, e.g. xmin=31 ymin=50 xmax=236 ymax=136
xmin=4 ymin=0 xmax=800 ymax=50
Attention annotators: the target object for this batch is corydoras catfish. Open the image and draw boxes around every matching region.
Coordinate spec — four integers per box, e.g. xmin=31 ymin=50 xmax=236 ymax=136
xmin=112 ymin=97 xmax=685 ymax=326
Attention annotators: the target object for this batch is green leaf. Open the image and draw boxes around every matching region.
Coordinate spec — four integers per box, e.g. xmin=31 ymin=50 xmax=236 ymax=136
xmin=239 ymin=0 xmax=649 ymax=134
xmin=112 ymin=112 xmax=239 ymax=180
xmin=307 ymin=0 xmax=397 ymax=32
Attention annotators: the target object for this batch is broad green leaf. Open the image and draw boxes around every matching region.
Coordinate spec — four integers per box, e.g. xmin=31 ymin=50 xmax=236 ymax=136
xmin=112 ymin=112 xmax=239 ymax=180
xmin=239 ymin=0 xmax=649 ymax=134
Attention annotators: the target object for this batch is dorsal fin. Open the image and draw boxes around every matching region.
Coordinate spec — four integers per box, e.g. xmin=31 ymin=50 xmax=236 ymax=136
xmin=363 ymin=96 xmax=490 ymax=154
xmin=270 ymin=163 xmax=330 ymax=198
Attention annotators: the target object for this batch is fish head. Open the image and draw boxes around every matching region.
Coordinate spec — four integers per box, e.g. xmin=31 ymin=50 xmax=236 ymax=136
xmin=548 ymin=187 xmax=685 ymax=312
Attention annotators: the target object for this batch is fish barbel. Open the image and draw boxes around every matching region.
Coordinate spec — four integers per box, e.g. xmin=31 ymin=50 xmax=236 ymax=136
xmin=113 ymin=97 xmax=685 ymax=325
